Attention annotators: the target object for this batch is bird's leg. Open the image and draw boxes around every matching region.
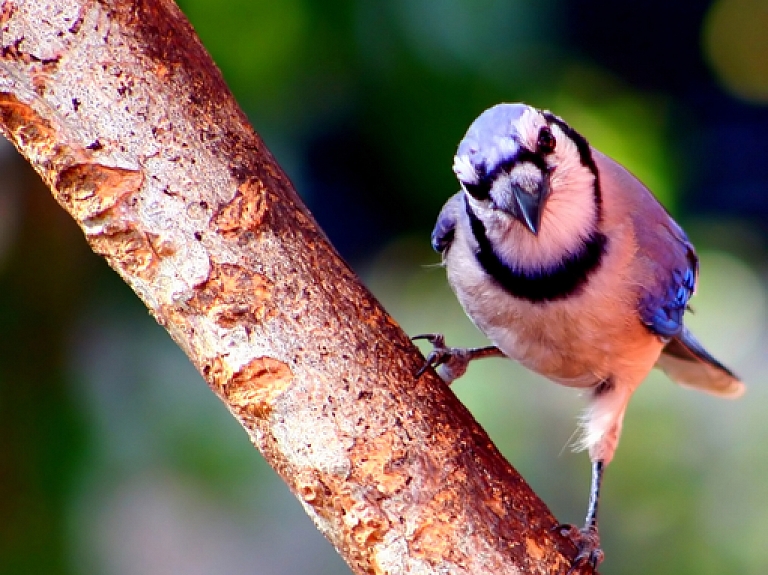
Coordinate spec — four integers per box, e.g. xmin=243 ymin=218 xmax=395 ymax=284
xmin=560 ymin=460 xmax=605 ymax=574
xmin=412 ymin=333 xmax=505 ymax=384
xmin=560 ymin=386 xmax=631 ymax=571
xmin=584 ymin=459 xmax=603 ymax=531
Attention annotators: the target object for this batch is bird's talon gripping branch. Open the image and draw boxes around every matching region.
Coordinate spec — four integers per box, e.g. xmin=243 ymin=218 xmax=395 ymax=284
xmin=560 ymin=525 xmax=604 ymax=574
xmin=412 ymin=333 xmax=449 ymax=375
xmin=553 ymin=522 xmax=603 ymax=573
xmin=413 ymin=333 xmax=503 ymax=384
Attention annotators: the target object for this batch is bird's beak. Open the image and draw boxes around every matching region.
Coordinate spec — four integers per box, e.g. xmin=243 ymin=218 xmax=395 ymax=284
xmin=511 ymin=177 xmax=550 ymax=236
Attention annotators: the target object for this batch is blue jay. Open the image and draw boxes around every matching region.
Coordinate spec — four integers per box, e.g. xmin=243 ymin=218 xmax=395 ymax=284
xmin=416 ymin=103 xmax=744 ymax=571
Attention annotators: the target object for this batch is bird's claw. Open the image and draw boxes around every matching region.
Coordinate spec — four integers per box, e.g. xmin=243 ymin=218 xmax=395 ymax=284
xmin=412 ymin=333 xmax=470 ymax=384
xmin=412 ymin=333 xmax=446 ymax=348
xmin=413 ymin=333 xmax=504 ymax=383
xmin=413 ymin=334 xmax=446 ymax=374
xmin=555 ymin=524 xmax=604 ymax=574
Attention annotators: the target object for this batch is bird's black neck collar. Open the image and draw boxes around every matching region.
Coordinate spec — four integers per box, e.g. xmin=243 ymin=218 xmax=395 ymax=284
xmin=465 ymin=196 xmax=607 ymax=302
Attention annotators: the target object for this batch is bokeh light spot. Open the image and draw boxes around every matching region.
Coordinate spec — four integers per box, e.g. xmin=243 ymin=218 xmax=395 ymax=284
xmin=704 ymin=0 xmax=768 ymax=104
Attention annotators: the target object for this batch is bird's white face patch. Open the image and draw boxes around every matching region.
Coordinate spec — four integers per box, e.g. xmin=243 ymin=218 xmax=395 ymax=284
xmin=453 ymin=138 xmax=520 ymax=185
xmin=548 ymin=123 xmax=582 ymax=178
xmin=516 ymin=107 xmax=548 ymax=153
xmin=453 ymin=154 xmax=478 ymax=184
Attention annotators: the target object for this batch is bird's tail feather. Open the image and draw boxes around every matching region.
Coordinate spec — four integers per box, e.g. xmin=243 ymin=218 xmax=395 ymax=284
xmin=656 ymin=327 xmax=745 ymax=398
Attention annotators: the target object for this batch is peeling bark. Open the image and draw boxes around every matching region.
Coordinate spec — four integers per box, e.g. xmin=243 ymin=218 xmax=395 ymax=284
xmin=0 ymin=1 xmax=587 ymax=573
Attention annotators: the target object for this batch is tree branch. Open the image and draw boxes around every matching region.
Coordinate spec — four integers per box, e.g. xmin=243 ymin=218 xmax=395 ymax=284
xmin=0 ymin=1 xmax=582 ymax=572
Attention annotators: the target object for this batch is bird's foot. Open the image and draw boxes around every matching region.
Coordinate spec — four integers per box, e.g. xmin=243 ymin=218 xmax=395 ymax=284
xmin=557 ymin=524 xmax=604 ymax=574
xmin=413 ymin=333 xmax=468 ymax=383
xmin=412 ymin=333 xmax=503 ymax=384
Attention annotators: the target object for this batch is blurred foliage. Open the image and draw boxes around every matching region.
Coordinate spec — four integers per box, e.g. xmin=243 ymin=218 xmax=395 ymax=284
xmin=1 ymin=1 xmax=768 ymax=574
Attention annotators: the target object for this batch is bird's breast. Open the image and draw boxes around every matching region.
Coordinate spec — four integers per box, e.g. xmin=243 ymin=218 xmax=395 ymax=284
xmin=445 ymin=221 xmax=662 ymax=387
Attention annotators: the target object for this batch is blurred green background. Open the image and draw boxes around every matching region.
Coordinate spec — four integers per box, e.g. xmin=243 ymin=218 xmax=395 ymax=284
xmin=1 ymin=1 xmax=767 ymax=574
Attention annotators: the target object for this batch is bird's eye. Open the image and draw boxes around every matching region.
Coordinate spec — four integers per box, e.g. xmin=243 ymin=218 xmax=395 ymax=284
xmin=463 ymin=180 xmax=491 ymax=201
xmin=537 ymin=126 xmax=556 ymax=155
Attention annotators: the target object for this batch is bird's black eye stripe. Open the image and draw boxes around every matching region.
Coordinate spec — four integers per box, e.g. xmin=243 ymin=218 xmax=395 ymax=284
xmin=542 ymin=111 xmax=602 ymax=217
xmin=463 ymin=147 xmax=549 ymax=202
xmin=463 ymin=180 xmax=491 ymax=200
xmin=542 ymin=112 xmax=595 ymax=174
xmin=537 ymin=126 xmax=556 ymax=154
xmin=506 ymin=149 xmax=549 ymax=173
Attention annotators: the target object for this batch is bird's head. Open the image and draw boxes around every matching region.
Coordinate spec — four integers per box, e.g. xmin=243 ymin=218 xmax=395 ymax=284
xmin=453 ymin=103 xmax=595 ymax=237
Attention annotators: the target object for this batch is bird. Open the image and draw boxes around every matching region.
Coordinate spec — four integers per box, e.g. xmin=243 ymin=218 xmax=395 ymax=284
xmin=415 ymin=102 xmax=745 ymax=572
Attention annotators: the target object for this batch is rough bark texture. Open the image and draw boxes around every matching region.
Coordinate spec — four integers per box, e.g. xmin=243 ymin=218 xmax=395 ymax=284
xmin=0 ymin=1 xmax=585 ymax=573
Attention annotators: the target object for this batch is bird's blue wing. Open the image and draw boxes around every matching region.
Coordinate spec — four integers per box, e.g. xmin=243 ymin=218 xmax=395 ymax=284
xmin=431 ymin=192 xmax=463 ymax=253
xmin=636 ymin=219 xmax=699 ymax=338
xmin=592 ymin=150 xmax=699 ymax=339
